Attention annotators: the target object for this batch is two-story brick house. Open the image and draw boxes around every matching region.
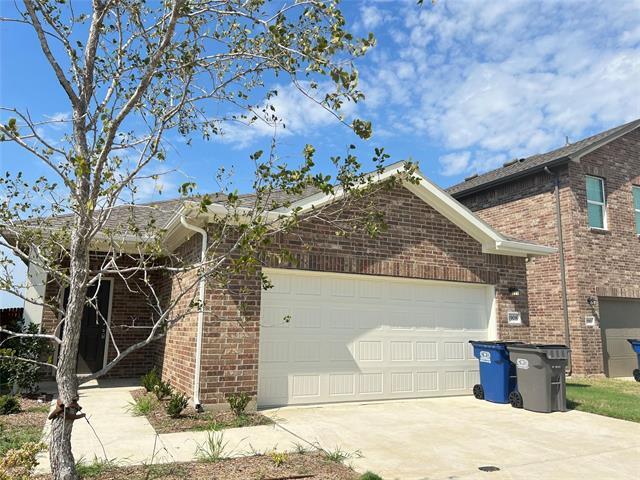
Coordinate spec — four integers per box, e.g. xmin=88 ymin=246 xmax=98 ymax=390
xmin=449 ymin=119 xmax=640 ymax=377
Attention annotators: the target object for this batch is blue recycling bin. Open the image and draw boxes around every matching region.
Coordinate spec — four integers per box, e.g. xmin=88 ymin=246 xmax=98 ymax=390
xmin=469 ymin=341 xmax=521 ymax=403
xmin=627 ymin=339 xmax=640 ymax=382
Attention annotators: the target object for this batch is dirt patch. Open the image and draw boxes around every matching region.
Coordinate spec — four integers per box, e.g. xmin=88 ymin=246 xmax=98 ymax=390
xmin=35 ymin=452 xmax=360 ymax=480
xmin=130 ymin=389 xmax=273 ymax=434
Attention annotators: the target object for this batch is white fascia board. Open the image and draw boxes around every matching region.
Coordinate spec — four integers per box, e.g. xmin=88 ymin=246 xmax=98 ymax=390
xmin=404 ymin=173 xmax=555 ymax=257
xmin=284 ymin=161 xmax=408 ymax=214
xmin=403 ymin=178 xmax=498 ymax=245
xmin=484 ymin=240 xmax=557 ymax=257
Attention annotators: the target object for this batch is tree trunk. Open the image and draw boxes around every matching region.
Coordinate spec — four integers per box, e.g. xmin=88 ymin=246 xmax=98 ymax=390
xmin=49 ymin=230 xmax=90 ymax=480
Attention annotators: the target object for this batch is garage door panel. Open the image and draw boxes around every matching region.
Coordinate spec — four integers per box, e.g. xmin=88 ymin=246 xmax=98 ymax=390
xmin=293 ymin=276 xmax=322 ymax=295
xmin=416 ymin=342 xmax=438 ymax=361
xmin=258 ymin=270 xmax=493 ymax=407
xmin=415 ymin=371 xmax=439 ymax=391
xmin=358 ymin=280 xmax=384 ymax=299
xmin=599 ymin=297 xmax=640 ymax=378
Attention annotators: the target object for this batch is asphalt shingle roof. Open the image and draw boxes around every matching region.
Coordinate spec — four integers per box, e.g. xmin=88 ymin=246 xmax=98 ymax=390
xmin=447 ymin=119 xmax=640 ymax=197
xmin=35 ymin=186 xmax=323 ymax=234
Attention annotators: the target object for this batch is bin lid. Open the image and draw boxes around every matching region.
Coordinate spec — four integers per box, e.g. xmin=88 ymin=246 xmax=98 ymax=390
xmin=628 ymin=339 xmax=640 ymax=344
xmin=468 ymin=340 xmax=524 ymax=346
xmin=508 ymin=343 xmax=570 ymax=359
xmin=518 ymin=343 xmax=569 ymax=349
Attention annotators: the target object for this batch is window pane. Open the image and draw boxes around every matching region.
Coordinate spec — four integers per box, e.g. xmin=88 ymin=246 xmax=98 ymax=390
xmin=586 ymin=176 xmax=604 ymax=203
xmin=633 ymin=187 xmax=640 ymax=210
xmin=587 ymin=203 xmax=604 ymax=228
xmin=636 ymin=211 xmax=640 ymax=235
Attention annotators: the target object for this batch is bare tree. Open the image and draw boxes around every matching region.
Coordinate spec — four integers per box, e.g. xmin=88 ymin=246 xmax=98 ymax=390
xmin=0 ymin=1 xmax=417 ymax=479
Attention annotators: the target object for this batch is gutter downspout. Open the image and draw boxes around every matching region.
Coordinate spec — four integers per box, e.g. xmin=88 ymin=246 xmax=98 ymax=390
xmin=180 ymin=216 xmax=207 ymax=411
xmin=544 ymin=167 xmax=572 ymax=375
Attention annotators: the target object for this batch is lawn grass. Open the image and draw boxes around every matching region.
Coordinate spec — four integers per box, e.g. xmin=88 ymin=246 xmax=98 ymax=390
xmin=0 ymin=399 xmax=48 ymax=456
xmin=0 ymin=422 xmax=43 ymax=456
xmin=566 ymin=377 xmax=640 ymax=423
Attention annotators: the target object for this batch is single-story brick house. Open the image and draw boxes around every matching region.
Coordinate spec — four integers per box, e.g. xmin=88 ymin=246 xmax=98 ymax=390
xmin=448 ymin=119 xmax=640 ymax=377
xmin=18 ymin=163 xmax=555 ymax=409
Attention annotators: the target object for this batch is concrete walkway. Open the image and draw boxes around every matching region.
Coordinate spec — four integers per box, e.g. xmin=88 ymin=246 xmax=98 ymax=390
xmin=35 ymin=379 xmax=298 ymax=473
xmin=36 ymin=381 xmax=640 ymax=479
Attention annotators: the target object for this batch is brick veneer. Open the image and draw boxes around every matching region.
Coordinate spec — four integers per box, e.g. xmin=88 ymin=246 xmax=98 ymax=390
xmin=195 ymin=185 xmax=532 ymax=406
xmin=154 ymin=235 xmax=201 ymax=397
xmin=456 ymin=128 xmax=640 ymax=375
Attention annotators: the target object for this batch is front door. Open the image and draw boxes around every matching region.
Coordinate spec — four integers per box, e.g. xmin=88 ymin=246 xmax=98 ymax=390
xmin=599 ymin=297 xmax=640 ymax=378
xmin=62 ymin=280 xmax=112 ymax=374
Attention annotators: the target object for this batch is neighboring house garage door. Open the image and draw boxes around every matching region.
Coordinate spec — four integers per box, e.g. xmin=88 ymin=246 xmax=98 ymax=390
xmin=258 ymin=269 xmax=495 ymax=407
xmin=599 ymin=297 xmax=640 ymax=378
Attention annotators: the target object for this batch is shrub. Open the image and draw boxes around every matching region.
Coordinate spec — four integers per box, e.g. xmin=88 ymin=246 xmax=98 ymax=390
xmin=165 ymin=391 xmax=189 ymax=418
xmin=270 ymin=451 xmax=288 ymax=467
xmin=0 ymin=441 xmax=46 ymax=480
xmin=226 ymin=392 xmax=250 ymax=417
xmin=360 ymin=473 xmax=384 ymax=480
xmin=0 ymin=395 xmax=21 ymax=415
xmin=140 ymin=368 xmax=161 ymax=393
xmin=127 ymin=395 xmax=157 ymax=416
xmin=195 ymin=430 xmax=228 ymax=463
xmin=0 ymin=321 xmax=52 ymax=394
xmin=152 ymin=379 xmax=172 ymax=400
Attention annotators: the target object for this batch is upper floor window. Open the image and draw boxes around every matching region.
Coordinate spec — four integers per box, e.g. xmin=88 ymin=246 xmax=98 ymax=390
xmin=633 ymin=186 xmax=640 ymax=235
xmin=586 ymin=175 xmax=606 ymax=229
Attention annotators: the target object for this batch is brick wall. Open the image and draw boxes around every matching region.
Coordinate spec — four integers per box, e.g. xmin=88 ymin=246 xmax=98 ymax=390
xmin=195 ymin=185 xmax=531 ymax=406
xmin=458 ymin=168 xmax=574 ymax=345
xmin=154 ymin=234 xmax=201 ymax=397
xmin=456 ymin=128 xmax=640 ymax=375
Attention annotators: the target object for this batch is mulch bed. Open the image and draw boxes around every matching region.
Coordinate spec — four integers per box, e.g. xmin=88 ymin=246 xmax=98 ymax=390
xmin=130 ymin=388 xmax=273 ymax=434
xmin=0 ymin=396 xmax=50 ymax=431
xmin=35 ymin=452 xmax=360 ymax=479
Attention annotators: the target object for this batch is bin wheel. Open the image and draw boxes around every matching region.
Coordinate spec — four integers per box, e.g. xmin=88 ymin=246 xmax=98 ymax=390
xmin=633 ymin=369 xmax=640 ymax=382
xmin=509 ymin=391 xmax=523 ymax=409
xmin=473 ymin=384 xmax=484 ymax=400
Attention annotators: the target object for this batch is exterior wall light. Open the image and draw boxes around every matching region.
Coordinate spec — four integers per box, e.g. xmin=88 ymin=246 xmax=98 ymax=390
xmin=508 ymin=287 xmax=521 ymax=296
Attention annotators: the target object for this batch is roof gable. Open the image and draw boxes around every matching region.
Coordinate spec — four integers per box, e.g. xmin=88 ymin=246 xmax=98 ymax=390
xmin=169 ymin=161 xmax=555 ymax=257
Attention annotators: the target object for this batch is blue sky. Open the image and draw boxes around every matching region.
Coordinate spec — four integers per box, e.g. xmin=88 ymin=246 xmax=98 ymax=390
xmin=1 ymin=0 xmax=640 ymax=306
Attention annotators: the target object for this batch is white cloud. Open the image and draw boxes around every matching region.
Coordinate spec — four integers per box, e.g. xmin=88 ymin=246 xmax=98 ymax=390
xmin=359 ymin=0 xmax=640 ymax=176
xmin=361 ymin=5 xmax=384 ymax=30
xmin=43 ymin=112 xmax=72 ymax=133
xmin=135 ymin=175 xmax=176 ymax=201
xmin=218 ymin=82 xmax=356 ymax=149
xmin=439 ymin=151 xmax=470 ymax=176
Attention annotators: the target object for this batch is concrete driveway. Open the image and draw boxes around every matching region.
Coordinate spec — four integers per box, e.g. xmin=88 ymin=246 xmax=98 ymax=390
xmin=262 ymin=396 xmax=640 ymax=480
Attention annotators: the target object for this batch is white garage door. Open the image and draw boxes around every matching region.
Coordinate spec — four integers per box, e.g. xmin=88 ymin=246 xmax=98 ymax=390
xmin=258 ymin=269 xmax=495 ymax=407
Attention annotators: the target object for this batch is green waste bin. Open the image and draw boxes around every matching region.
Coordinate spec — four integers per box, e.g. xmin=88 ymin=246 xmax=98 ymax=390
xmin=508 ymin=344 xmax=570 ymax=413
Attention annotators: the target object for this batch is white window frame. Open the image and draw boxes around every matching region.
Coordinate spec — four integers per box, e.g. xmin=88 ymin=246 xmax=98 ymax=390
xmin=633 ymin=185 xmax=640 ymax=235
xmin=586 ymin=175 xmax=607 ymax=230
